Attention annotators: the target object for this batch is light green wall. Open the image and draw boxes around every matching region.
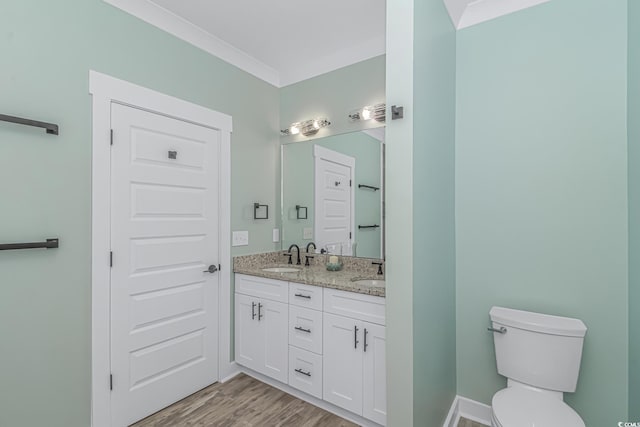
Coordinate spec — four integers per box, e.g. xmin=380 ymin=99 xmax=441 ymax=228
xmin=629 ymin=0 xmax=640 ymax=418
xmin=0 ymin=1 xmax=278 ymax=426
xmin=385 ymin=0 xmax=415 ymax=424
xmin=386 ymin=0 xmax=458 ymax=425
xmin=282 ymin=132 xmax=382 ymax=258
xmin=412 ymin=0 xmax=458 ymax=425
xmin=279 ymin=55 xmax=386 ymax=144
xmin=455 ymin=1 xmax=629 ymax=425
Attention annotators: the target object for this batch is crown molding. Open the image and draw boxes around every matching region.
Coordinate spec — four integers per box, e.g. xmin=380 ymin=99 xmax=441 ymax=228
xmin=279 ymin=34 xmax=386 ymax=87
xmin=102 ymin=0 xmax=280 ymax=87
xmin=445 ymin=0 xmax=551 ymax=30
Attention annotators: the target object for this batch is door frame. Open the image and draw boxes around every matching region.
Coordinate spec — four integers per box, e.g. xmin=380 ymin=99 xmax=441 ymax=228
xmin=89 ymin=71 xmax=233 ymax=427
xmin=313 ymin=145 xmax=356 ymax=254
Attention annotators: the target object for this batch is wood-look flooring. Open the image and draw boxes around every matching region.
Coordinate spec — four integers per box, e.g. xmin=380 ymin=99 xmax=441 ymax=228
xmin=457 ymin=417 xmax=489 ymax=427
xmin=131 ymin=373 xmax=358 ymax=427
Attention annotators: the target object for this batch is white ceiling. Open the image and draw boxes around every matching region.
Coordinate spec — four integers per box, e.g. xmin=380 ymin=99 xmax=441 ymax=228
xmin=141 ymin=0 xmax=386 ymax=87
xmin=103 ymin=0 xmax=551 ymax=87
xmin=444 ymin=0 xmax=551 ymax=30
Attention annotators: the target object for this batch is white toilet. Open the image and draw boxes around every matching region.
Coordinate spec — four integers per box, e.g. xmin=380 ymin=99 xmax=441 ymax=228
xmin=489 ymin=306 xmax=587 ymax=427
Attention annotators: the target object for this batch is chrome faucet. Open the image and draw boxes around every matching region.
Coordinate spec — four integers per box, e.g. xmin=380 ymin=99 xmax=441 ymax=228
xmin=288 ymin=244 xmax=301 ymax=265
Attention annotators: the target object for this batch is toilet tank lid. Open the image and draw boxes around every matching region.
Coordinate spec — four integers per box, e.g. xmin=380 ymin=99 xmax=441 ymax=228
xmin=490 ymin=306 xmax=587 ymax=337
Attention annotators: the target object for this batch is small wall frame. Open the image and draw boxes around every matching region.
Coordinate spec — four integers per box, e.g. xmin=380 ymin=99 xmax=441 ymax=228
xmin=254 ymin=203 xmax=269 ymax=220
xmin=295 ymin=205 xmax=308 ymax=220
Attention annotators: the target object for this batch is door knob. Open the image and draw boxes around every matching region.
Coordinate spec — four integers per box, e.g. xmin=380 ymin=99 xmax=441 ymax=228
xmin=203 ymin=264 xmax=219 ymax=274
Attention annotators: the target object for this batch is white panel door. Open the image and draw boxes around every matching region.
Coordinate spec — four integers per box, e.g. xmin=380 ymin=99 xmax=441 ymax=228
xmin=261 ymin=299 xmax=289 ymax=383
xmin=314 ymin=146 xmax=355 ymax=255
xmin=323 ymin=313 xmax=363 ymax=415
xmin=110 ymin=103 xmax=220 ymax=427
xmin=235 ymin=293 xmax=262 ymax=372
xmin=363 ymin=322 xmax=387 ymax=425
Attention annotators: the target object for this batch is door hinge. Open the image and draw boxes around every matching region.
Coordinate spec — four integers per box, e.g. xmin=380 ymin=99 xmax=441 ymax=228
xmin=110 ymin=129 xmax=113 ymax=145
xmin=218 ymin=264 xmax=221 ymax=271
xmin=110 ymin=374 xmax=113 ymax=391
xmin=350 ymin=180 xmax=352 ymax=187
xmin=110 ymin=251 xmax=113 ymax=267
xmin=349 ymin=232 xmax=352 ymax=239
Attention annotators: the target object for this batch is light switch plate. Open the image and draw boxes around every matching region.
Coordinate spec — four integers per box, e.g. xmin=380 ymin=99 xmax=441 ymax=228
xmin=272 ymin=228 xmax=280 ymax=243
xmin=232 ymin=230 xmax=249 ymax=247
xmin=303 ymin=227 xmax=313 ymax=240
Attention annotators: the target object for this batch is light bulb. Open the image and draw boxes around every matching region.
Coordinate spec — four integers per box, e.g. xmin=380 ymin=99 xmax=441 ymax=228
xmin=290 ymin=125 xmax=300 ymax=135
xmin=361 ymin=108 xmax=372 ymax=120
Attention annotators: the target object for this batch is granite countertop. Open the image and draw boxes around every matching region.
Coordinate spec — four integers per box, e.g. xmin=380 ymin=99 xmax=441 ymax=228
xmin=233 ymin=252 xmax=385 ymax=297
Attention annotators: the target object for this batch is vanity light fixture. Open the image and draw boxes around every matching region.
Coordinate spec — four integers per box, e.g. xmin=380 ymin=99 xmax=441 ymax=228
xmin=281 ymin=118 xmax=331 ymax=137
xmin=349 ymin=103 xmax=386 ymax=123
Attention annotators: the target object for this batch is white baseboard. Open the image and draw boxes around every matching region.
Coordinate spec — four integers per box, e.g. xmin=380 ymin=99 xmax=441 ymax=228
xmin=239 ymin=366 xmax=383 ymax=427
xmin=443 ymin=396 xmax=492 ymax=427
xmin=220 ymin=362 xmax=241 ymax=383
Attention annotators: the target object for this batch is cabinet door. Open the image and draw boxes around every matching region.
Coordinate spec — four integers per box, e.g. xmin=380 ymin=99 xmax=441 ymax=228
xmin=261 ymin=299 xmax=289 ymax=383
xmin=235 ymin=293 xmax=263 ymax=372
xmin=323 ymin=313 xmax=363 ymax=415
xmin=362 ymin=322 xmax=386 ymax=425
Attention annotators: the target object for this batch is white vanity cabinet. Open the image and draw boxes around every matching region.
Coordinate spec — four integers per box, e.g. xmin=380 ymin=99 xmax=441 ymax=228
xmin=288 ymin=282 xmax=324 ymax=399
xmin=234 ymin=274 xmax=386 ymax=426
xmin=323 ymin=288 xmax=387 ymax=425
xmin=235 ymin=275 xmax=288 ymax=383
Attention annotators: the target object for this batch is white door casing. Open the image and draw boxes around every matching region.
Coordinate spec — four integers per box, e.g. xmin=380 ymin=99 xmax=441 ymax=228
xmin=313 ymin=145 xmax=355 ymax=256
xmin=90 ymin=71 xmax=233 ymax=427
xmin=110 ymin=104 xmax=220 ymax=426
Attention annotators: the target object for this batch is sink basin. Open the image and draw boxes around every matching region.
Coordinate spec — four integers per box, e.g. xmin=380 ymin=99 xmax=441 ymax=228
xmin=262 ymin=267 xmax=301 ymax=273
xmin=352 ymin=279 xmax=385 ymax=288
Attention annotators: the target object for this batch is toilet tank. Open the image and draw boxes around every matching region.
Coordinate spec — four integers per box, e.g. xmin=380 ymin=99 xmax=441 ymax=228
xmin=490 ymin=306 xmax=587 ymax=392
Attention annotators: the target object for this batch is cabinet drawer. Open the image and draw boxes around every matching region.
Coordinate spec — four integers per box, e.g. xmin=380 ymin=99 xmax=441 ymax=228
xmin=289 ymin=282 xmax=323 ymax=310
xmin=289 ymin=305 xmax=323 ymax=354
xmin=235 ymin=274 xmax=288 ymax=303
xmin=288 ymin=346 xmax=323 ymax=399
xmin=323 ymin=288 xmax=386 ymax=325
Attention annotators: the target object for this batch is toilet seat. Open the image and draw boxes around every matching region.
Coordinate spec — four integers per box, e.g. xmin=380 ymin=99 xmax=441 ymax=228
xmin=492 ymin=387 xmax=585 ymax=427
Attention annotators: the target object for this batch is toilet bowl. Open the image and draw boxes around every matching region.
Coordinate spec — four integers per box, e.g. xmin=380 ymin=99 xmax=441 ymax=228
xmin=488 ymin=306 xmax=588 ymax=427
xmin=490 ymin=387 xmax=584 ymax=427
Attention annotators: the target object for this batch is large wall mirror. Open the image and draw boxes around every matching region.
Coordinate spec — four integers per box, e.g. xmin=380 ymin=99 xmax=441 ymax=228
xmin=281 ymin=126 xmax=385 ymax=259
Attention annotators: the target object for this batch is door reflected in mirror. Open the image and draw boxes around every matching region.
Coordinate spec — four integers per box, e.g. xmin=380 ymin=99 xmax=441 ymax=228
xmin=281 ymin=127 xmax=385 ymax=259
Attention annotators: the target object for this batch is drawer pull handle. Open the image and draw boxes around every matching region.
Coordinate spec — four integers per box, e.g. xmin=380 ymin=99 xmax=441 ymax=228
xmin=364 ymin=328 xmax=369 ymax=352
xmin=258 ymin=303 xmax=263 ymax=321
xmin=354 ymin=325 xmax=359 ymax=349
xmin=294 ymin=326 xmax=311 ymax=333
xmin=251 ymin=302 xmax=256 ymax=320
xmin=294 ymin=293 xmax=311 ymax=299
xmin=295 ymin=368 xmax=311 ymax=377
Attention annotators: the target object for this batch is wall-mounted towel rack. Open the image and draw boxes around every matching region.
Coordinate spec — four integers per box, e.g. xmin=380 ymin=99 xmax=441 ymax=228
xmin=358 ymin=225 xmax=380 ymax=230
xmin=0 ymin=238 xmax=59 ymax=251
xmin=295 ymin=205 xmax=308 ymax=219
xmin=358 ymin=184 xmax=379 ymax=191
xmin=0 ymin=114 xmax=59 ymax=135
xmin=254 ymin=203 xmax=269 ymax=220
